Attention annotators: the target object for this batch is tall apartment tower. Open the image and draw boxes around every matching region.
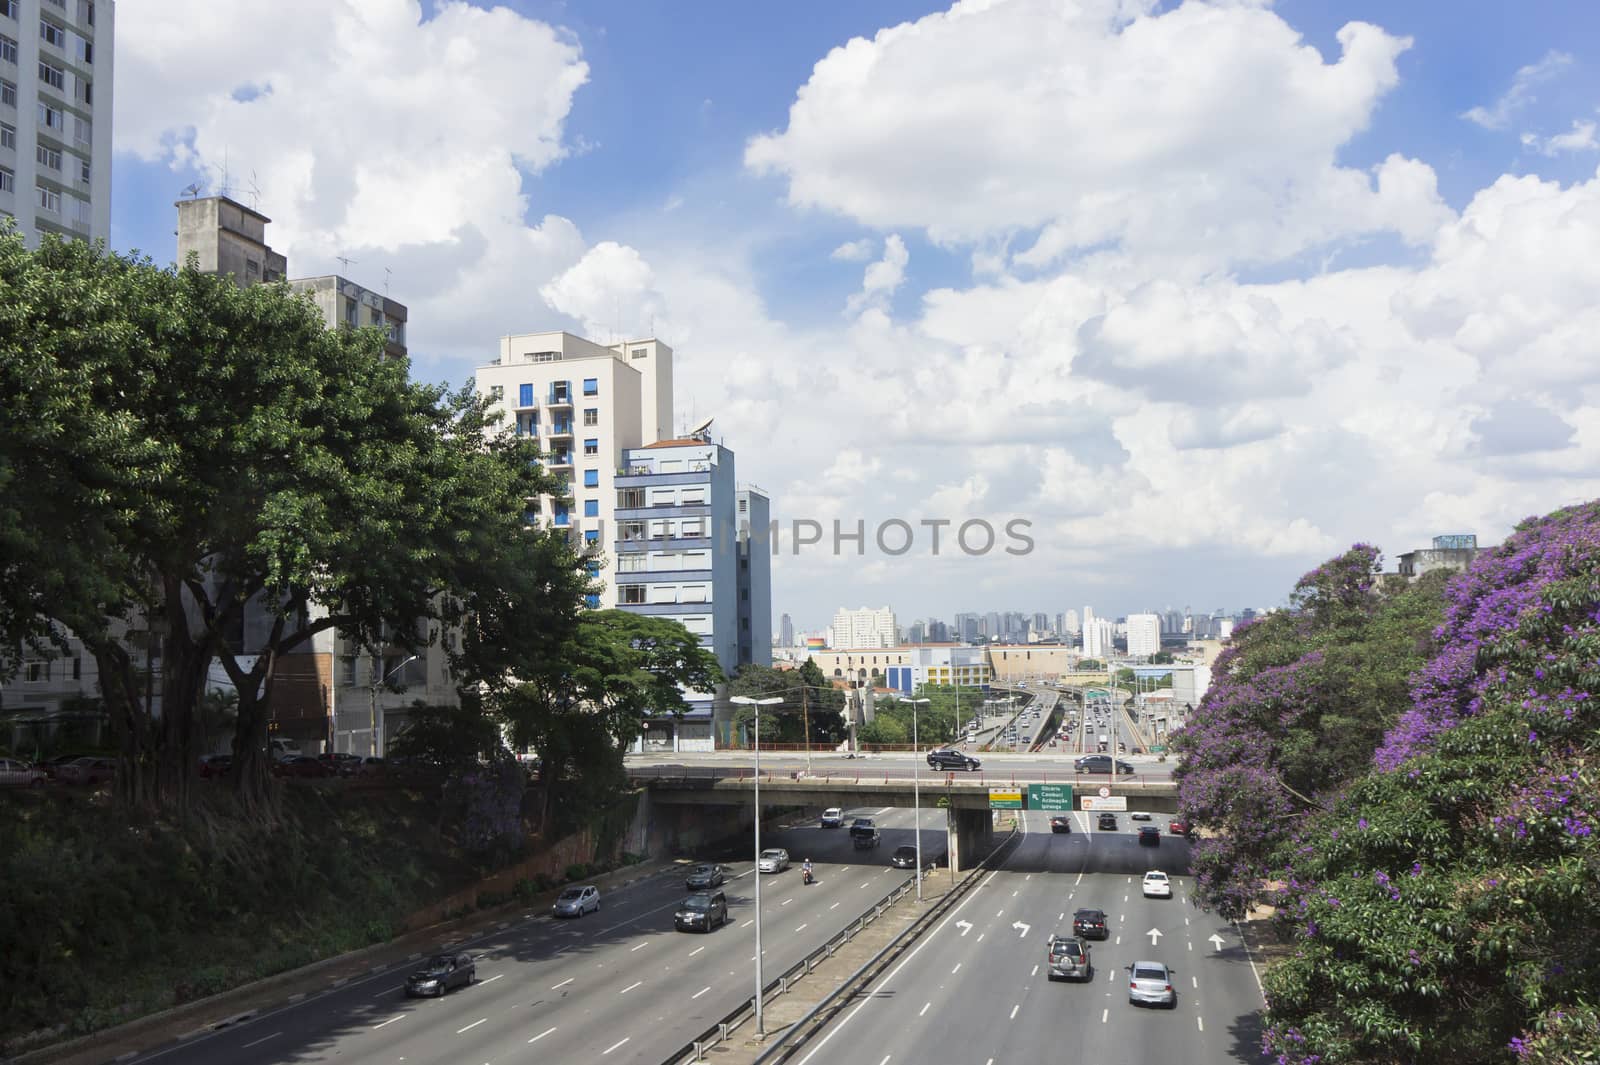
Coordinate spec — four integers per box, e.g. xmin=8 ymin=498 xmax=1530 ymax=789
xmin=0 ymin=0 xmax=112 ymax=246
xmin=736 ymin=485 xmax=771 ymax=667
xmin=831 ymin=606 xmax=897 ymax=649
xmin=1125 ymin=613 xmax=1161 ymax=658
xmin=778 ymin=613 xmax=795 ymax=648
xmin=476 ymin=332 xmax=673 ymax=606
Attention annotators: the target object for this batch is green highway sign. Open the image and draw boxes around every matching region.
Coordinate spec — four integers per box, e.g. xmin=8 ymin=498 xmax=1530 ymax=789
xmin=1027 ymin=783 xmax=1074 ymax=811
xmin=1150 ymin=745 xmax=1168 ymax=754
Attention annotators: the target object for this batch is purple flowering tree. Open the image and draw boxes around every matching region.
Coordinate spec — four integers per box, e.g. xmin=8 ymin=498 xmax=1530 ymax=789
xmin=1262 ymin=501 xmax=1600 ymax=1064
xmin=1172 ymin=545 xmax=1447 ymax=918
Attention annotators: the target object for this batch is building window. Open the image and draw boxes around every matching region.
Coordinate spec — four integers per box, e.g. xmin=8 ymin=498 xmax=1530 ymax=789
xmin=585 ymin=594 xmax=600 ymax=608
xmin=584 ymin=529 xmax=599 ymax=544
xmin=631 ymin=347 xmax=648 ymax=359
xmin=515 ymin=382 xmax=534 ymax=407
xmin=582 ymin=407 xmax=598 ymax=426
xmin=0 ymin=1 xmax=14 ymax=19
xmin=0 ymin=35 xmax=15 ymax=63
xmin=583 ymin=469 xmax=599 ymax=488
xmin=2 ymin=79 xmax=16 ymax=107
xmin=74 ymin=37 xmax=90 ymax=64
xmin=0 ymin=122 xmax=11 ymax=148
xmin=583 ymin=438 xmax=598 ymax=456
xmin=486 ymin=384 xmax=504 ymax=404
xmin=35 ymin=144 xmax=60 ymax=170
xmin=582 ymin=377 xmax=598 ymax=396
xmin=583 ymin=499 xmax=599 ymax=517
xmin=72 ymin=655 xmax=81 ymax=680
xmin=620 ymin=585 xmax=646 ymax=605
xmin=553 ymin=503 xmax=569 ymax=527
xmin=38 ymin=60 xmax=63 ymax=90
xmin=530 ymin=350 xmax=561 ymax=363
xmin=618 ymin=554 xmax=645 ymax=572
xmin=0 ymin=165 xmax=11 ymax=192
xmin=39 ymin=19 xmax=64 ymax=48
xmin=245 ymin=258 xmax=259 ymax=280
xmin=78 ymin=158 xmax=88 ymax=182
xmin=72 ymin=114 xmax=88 ymax=144
xmin=37 ymin=102 xmax=61 ymax=130
xmin=619 ymin=488 xmax=644 ymax=508
xmin=36 ymin=184 xmax=58 ymax=211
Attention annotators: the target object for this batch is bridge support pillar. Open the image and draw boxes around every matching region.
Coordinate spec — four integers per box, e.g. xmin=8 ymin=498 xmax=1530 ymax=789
xmin=946 ymin=807 xmax=994 ymax=871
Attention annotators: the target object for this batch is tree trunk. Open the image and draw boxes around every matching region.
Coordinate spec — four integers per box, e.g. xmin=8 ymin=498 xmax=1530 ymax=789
xmin=154 ymin=588 xmax=217 ymax=817
xmin=93 ymin=638 xmax=157 ymax=809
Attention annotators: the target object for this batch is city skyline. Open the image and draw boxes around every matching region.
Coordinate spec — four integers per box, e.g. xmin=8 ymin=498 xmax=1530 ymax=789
xmin=106 ymin=0 xmax=1600 ymax=623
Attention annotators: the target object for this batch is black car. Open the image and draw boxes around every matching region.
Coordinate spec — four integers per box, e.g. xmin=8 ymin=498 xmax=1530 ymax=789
xmin=927 ymin=749 xmax=981 ymax=771
xmin=404 ymin=952 xmax=475 ymax=997
xmin=1050 ymin=816 xmax=1073 ymax=834
xmin=1138 ymin=826 xmax=1161 ymax=846
xmin=685 ymin=863 xmax=730 ymax=891
xmin=890 ymin=845 xmax=918 ymax=869
xmin=1075 ymin=755 xmax=1134 ymax=775
xmin=674 ymin=891 xmax=728 ymax=932
xmin=850 ymin=819 xmax=881 ymax=849
xmin=1097 ymin=812 xmax=1118 ymax=830
xmin=1073 ymin=908 xmax=1109 ymax=940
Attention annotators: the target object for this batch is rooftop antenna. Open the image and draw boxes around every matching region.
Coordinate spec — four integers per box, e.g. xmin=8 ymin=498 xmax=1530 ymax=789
xmin=383 ymin=266 xmax=392 ymax=298
xmin=335 ymin=254 xmax=359 ymax=273
xmin=218 ymin=148 xmax=231 ymax=199
xmin=246 ymin=170 xmax=261 ymax=210
xmin=179 ymin=182 xmax=201 ymax=199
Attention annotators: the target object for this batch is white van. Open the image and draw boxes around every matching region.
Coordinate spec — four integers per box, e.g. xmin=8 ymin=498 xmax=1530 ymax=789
xmin=269 ymin=737 xmax=302 ymax=761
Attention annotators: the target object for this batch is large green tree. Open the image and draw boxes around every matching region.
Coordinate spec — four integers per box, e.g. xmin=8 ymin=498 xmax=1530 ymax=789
xmin=727 ymin=659 xmax=847 ymax=745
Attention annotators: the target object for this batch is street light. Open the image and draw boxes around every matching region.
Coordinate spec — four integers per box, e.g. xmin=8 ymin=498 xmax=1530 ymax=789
xmin=731 ymin=694 xmax=782 ymax=1035
xmin=370 ymin=652 xmax=419 ymax=757
xmin=896 ymin=696 xmax=931 ymax=901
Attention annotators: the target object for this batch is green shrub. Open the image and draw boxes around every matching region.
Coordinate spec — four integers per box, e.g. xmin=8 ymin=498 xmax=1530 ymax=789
xmin=565 ymin=862 xmax=588 ymax=882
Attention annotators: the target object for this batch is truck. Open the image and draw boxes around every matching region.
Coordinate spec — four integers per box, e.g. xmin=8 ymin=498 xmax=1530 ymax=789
xmin=850 ymin=817 xmax=881 ymax=849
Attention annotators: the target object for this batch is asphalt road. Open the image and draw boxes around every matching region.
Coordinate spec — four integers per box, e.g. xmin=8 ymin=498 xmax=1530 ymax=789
xmin=125 ymin=807 xmax=941 ymax=1065
xmin=627 ymin=749 xmax=1178 ymax=783
xmin=788 ymin=808 xmax=1267 ymax=1065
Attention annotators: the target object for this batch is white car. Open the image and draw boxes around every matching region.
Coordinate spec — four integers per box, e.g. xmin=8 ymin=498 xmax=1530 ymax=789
xmin=1142 ymin=871 xmax=1172 ymax=899
xmin=758 ymin=848 xmax=790 ymax=873
xmin=0 ymin=757 xmax=47 ymax=788
xmin=820 ymin=808 xmax=844 ymax=828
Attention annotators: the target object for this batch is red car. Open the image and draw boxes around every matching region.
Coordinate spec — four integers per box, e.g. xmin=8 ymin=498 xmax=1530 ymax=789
xmin=272 ymin=755 xmax=334 ymax=779
xmin=1169 ymin=819 xmax=1189 ymax=836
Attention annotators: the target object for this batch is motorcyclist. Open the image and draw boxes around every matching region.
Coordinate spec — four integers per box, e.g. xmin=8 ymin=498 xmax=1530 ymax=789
xmin=802 ymin=859 xmax=814 ymax=883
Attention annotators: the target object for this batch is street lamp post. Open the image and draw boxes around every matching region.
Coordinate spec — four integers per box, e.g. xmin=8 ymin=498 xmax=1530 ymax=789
xmin=897 ymin=696 xmax=931 ymax=901
xmin=731 ymin=694 xmax=782 ymax=1036
xmin=369 ymin=652 xmax=419 ymax=757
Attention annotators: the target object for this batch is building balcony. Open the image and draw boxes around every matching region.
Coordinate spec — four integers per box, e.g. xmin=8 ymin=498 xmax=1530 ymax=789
xmin=548 ymin=422 xmax=574 ymax=438
xmin=613 ymin=469 xmax=713 ymax=488
xmin=615 ymin=535 xmax=713 ymax=553
xmin=547 ymin=390 xmax=574 ymax=408
xmin=547 ymin=453 xmax=574 ymax=469
xmin=613 ymin=569 xmax=714 ymax=584
xmin=614 ymin=504 xmax=712 ymax=522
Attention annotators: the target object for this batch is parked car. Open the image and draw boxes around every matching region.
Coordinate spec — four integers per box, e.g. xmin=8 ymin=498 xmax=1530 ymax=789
xmin=1073 ymin=908 xmax=1109 ymax=940
xmin=1075 ymin=755 xmax=1134 ymax=775
xmin=1046 ymin=934 xmax=1092 ymax=981
xmin=272 ymin=755 xmax=333 ymax=779
xmin=269 ymin=738 xmax=302 ymax=762
xmin=1142 ymin=871 xmax=1172 ymax=898
xmin=674 ymin=890 xmax=728 ymax=932
xmin=820 ymin=807 xmax=844 ymax=828
xmin=685 ymin=863 xmax=731 ymax=890
xmin=890 ymin=845 xmax=918 ymax=869
xmin=358 ymin=757 xmax=388 ymax=776
xmin=1138 ymin=826 xmax=1161 ymax=846
xmin=1097 ymin=812 xmax=1118 ymax=831
xmin=57 ymin=756 xmax=116 ymax=786
xmin=316 ymin=752 xmax=363 ymax=776
xmin=40 ymin=753 xmax=88 ymax=781
xmin=1169 ymin=819 xmax=1191 ymax=837
xmin=404 ymin=952 xmax=475 ymax=997
xmin=197 ymin=754 xmax=233 ymax=779
xmin=927 ymin=749 xmax=981 ymax=771
xmin=757 ymin=848 xmax=790 ymax=874
xmin=1128 ymin=960 xmax=1177 ymax=1008
xmin=552 ymin=885 xmax=600 ymax=917
xmin=0 ymin=757 xmax=47 ymax=788
xmin=1049 ymin=816 xmax=1073 ymax=834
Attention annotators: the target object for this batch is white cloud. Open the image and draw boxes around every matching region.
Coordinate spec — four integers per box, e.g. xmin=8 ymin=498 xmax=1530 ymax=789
xmin=1462 ymin=50 xmax=1572 ymax=130
xmin=115 ymin=0 xmax=593 ymax=373
xmin=1526 ymin=119 xmax=1599 ymax=156
xmin=830 ymin=238 xmax=876 ymax=262
xmin=845 ymin=234 xmax=909 ymax=316
xmin=540 ymin=242 xmax=668 ymax=343
xmin=746 ymin=0 xmax=1447 ymax=267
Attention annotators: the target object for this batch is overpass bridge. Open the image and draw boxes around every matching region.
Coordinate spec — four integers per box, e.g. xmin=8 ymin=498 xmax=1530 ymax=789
xmin=628 ymin=765 xmax=1179 ymax=872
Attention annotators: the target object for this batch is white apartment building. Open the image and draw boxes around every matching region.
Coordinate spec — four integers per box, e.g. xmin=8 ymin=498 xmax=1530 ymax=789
xmin=831 ymin=606 xmax=897 ymax=649
xmin=1125 ymin=613 xmax=1161 ymax=658
xmin=0 ymin=0 xmax=112 ymax=245
xmin=1080 ymin=606 xmax=1116 ymax=659
xmin=476 ymin=332 xmax=673 ymax=607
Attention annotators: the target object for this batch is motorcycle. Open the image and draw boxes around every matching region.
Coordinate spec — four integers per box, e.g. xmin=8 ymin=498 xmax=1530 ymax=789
xmin=802 ymin=868 xmax=815 ymax=886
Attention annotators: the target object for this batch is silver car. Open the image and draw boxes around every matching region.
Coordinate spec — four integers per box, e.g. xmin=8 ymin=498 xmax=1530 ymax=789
xmin=552 ymin=885 xmax=600 ymax=917
xmin=1128 ymin=960 xmax=1176 ymax=1007
xmin=757 ymin=848 xmax=790 ymax=874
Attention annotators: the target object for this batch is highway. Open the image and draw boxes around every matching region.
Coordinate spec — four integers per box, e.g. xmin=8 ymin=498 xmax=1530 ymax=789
xmin=789 ymin=808 xmax=1266 ymax=1065
xmin=627 ymin=749 xmax=1178 ymax=783
xmin=123 ymin=808 xmax=940 ymax=1065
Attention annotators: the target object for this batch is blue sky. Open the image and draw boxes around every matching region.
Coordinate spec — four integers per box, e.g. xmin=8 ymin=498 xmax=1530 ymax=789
xmin=112 ymin=1 xmax=1600 ymax=632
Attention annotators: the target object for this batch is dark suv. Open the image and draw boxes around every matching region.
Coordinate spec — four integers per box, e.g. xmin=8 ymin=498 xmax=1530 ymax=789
xmin=685 ymin=864 xmax=730 ymax=891
xmin=927 ymin=749 xmax=981 ymax=771
xmin=1097 ymin=812 xmax=1118 ymax=830
xmin=1075 ymin=755 xmax=1134 ymax=775
xmin=1073 ymin=908 xmax=1109 ymax=940
xmin=850 ymin=818 xmax=881 ymax=849
xmin=674 ymin=891 xmax=728 ymax=932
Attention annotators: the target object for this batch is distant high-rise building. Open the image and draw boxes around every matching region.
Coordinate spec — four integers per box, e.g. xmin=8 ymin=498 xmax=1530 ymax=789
xmin=1126 ymin=614 xmax=1161 ymax=658
xmin=984 ymin=611 xmax=1001 ymax=638
xmin=954 ymin=612 xmax=979 ymax=643
xmin=927 ymin=619 xmax=950 ymax=642
xmin=1065 ymin=608 xmax=1080 ymax=635
xmin=779 ymin=613 xmax=795 ymax=647
xmin=831 ymin=606 xmax=897 ymax=649
xmin=907 ymin=621 xmax=925 ymax=644
xmin=3 ymin=0 xmax=114 ymax=249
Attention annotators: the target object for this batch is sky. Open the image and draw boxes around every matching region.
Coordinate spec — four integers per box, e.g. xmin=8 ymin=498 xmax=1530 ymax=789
xmin=110 ymin=0 xmax=1600 ymax=632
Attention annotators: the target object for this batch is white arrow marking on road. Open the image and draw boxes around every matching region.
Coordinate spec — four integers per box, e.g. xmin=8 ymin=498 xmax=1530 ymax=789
xmin=1013 ymin=921 xmax=1031 ymax=938
xmin=1209 ymin=933 xmax=1225 ymax=951
xmin=956 ymin=920 xmax=974 ymax=936
xmin=1147 ymin=928 xmax=1164 ymax=945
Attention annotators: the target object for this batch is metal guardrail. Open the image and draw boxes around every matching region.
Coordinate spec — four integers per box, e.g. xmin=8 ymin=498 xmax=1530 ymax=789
xmin=662 ymin=827 xmax=1022 ymax=1065
xmin=626 ymin=763 xmax=1174 ymax=791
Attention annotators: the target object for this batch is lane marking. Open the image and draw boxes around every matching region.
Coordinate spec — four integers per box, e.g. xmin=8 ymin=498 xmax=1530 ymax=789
xmin=693 ymin=986 xmax=711 ymax=999
xmin=374 ymin=1015 xmax=405 ymax=1030
xmin=1058 ymin=912 xmax=1065 ymax=921
xmin=952 ymin=963 xmax=962 ymax=974
xmin=1012 ymin=890 xmax=1019 ymax=898
xmin=1115 ymin=936 xmax=1121 ymax=945
xmin=880 ymin=1057 xmax=893 ymax=1065
xmin=782 ymin=898 xmax=794 ymax=906
xmin=977 ymin=933 xmax=985 ymax=943
xmin=630 ymin=942 xmax=647 ymax=952
xmin=1188 ymin=941 xmax=1193 ymax=951
xmin=479 ymin=974 xmax=503 ymax=986
xmin=529 ymin=1026 xmax=557 ymax=1043
xmin=830 ymin=902 xmax=841 ymax=910
xmin=861 ymin=882 xmax=871 ymax=889
xmin=1198 ymin=1017 xmax=1205 ymax=1032
xmin=603 ymin=1037 xmax=630 ymax=1055
xmin=240 ymin=1032 xmax=280 ymax=1049
xmin=619 ymin=980 xmax=643 ymax=994
xmin=1192 ymin=976 xmax=1198 ymax=988
xmin=875 ymin=807 xmax=892 ymax=814
xmin=456 ymin=1018 xmax=487 ymax=1034
xmin=1009 ymin=1004 xmax=1020 ymax=1020
xmin=551 ymin=978 xmax=574 ymax=990
xmin=919 ymin=1002 xmax=931 ymax=1017
xmin=689 ymin=946 xmax=705 ymax=957
xmin=1102 ymin=1008 xmax=1109 ymax=1024
xmin=741 ymin=920 xmax=755 ymax=928
xmin=1031 ymin=965 xmax=1039 ymax=977
xmin=1236 ymin=920 xmax=1268 ymax=1003
xmin=796 ymin=923 xmax=809 ymax=932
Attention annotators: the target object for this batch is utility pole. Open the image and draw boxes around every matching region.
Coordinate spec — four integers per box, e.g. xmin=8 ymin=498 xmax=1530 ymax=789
xmin=801 ymin=685 xmax=811 ymax=775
